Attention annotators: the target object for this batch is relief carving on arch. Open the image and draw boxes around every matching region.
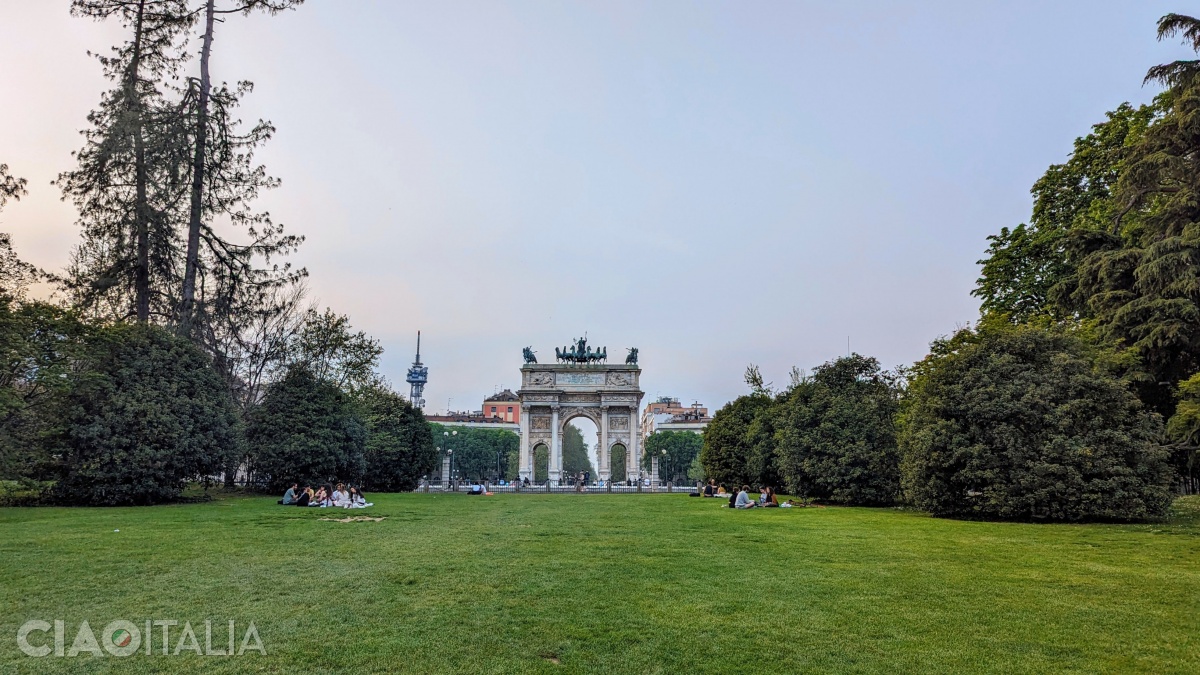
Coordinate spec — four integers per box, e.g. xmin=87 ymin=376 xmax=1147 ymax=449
xmin=559 ymin=407 xmax=601 ymax=425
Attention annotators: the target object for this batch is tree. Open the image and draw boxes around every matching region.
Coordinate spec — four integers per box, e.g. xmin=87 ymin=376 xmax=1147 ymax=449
xmin=899 ymin=321 xmax=1173 ymax=521
xmin=700 ymin=392 xmax=774 ymax=488
xmin=1167 ymin=372 xmax=1200 ymax=481
xmin=357 ymin=384 xmax=435 ymax=492
xmin=54 ymin=323 xmax=239 ymax=505
xmin=974 ymin=103 xmax=1158 ymax=323
xmin=57 ymin=0 xmax=194 ymax=322
xmin=609 ymin=444 xmax=627 ymax=483
xmin=178 ymin=0 xmax=306 ymax=337
xmin=246 ymin=365 xmax=365 ymax=491
xmin=288 ymin=307 xmax=382 ymax=392
xmin=561 ymin=424 xmax=594 ymax=477
xmin=644 ymin=430 xmax=703 ymax=484
xmin=1 ymin=164 xmax=40 ymax=298
xmin=430 ymin=424 xmax=519 ymax=481
xmin=776 ymin=354 xmax=902 ymax=505
xmin=0 ymin=300 xmax=90 ymax=480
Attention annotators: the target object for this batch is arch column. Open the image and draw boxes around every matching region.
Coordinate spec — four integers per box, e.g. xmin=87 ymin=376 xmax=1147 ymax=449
xmin=549 ymin=405 xmax=561 ymax=487
xmin=628 ymin=407 xmax=641 ymax=484
xmin=518 ymin=404 xmax=531 ymax=483
xmin=599 ymin=406 xmax=610 ymax=481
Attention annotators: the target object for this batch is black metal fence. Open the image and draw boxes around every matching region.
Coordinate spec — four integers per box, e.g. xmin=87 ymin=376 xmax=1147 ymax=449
xmin=416 ymin=481 xmax=697 ymax=495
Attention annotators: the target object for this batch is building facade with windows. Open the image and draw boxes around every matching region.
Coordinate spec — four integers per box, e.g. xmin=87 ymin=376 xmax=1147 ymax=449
xmin=483 ymin=389 xmax=520 ymax=423
xmin=640 ymin=396 xmax=711 ymax=445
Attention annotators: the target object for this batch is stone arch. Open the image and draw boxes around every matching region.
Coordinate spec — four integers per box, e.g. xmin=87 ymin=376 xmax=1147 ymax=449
xmin=609 ymin=442 xmax=628 ymax=485
xmin=517 ymin=360 xmax=644 ymax=487
xmin=532 ymin=442 xmax=549 ymax=484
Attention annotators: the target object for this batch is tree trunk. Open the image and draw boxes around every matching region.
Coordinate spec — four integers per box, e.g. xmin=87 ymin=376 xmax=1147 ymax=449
xmin=131 ymin=0 xmax=150 ymax=323
xmin=179 ymin=0 xmax=215 ymax=336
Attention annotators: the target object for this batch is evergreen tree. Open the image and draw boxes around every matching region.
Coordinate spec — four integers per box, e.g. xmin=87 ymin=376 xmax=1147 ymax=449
xmin=246 ymin=366 xmax=366 ymax=491
xmin=899 ymin=321 xmax=1173 ymax=521
xmin=54 ymin=323 xmax=239 ymax=505
xmin=358 ymin=384 xmax=436 ymax=492
xmin=57 ymin=0 xmax=194 ymax=322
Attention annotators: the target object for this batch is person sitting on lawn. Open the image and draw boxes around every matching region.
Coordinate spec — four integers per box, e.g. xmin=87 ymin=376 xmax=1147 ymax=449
xmin=716 ymin=484 xmax=728 ymax=496
xmin=279 ymin=483 xmax=298 ymax=505
xmin=332 ymin=483 xmax=349 ymax=507
xmin=348 ymin=486 xmax=373 ymax=508
xmin=295 ymin=486 xmax=313 ymax=507
xmin=727 ymin=489 xmax=738 ymax=509
xmin=735 ymin=485 xmax=757 ymax=509
xmin=467 ymin=482 xmax=484 ymax=495
xmin=312 ymin=486 xmax=328 ymax=507
xmin=761 ymin=486 xmax=779 ymax=507
xmin=703 ymin=479 xmax=716 ymax=497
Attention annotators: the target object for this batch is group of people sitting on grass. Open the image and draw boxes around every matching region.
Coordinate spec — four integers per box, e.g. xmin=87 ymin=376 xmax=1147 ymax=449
xmin=699 ymin=479 xmax=806 ymax=509
xmin=278 ymin=482 xmax=373 ymax=508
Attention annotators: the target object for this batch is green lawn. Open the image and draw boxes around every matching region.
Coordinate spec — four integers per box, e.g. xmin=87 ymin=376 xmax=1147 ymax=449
xmin=1 ymin=493 xmax=1197 ymax=674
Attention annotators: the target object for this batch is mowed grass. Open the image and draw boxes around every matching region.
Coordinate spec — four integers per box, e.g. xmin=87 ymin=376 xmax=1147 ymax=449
xmin=1 ymin=493 xmax=1198 ymax=674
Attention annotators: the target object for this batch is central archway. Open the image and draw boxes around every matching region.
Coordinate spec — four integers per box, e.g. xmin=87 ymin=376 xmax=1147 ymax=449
xmin=564 ymin=416 xmax=598 ymax=483
xmin=516 ymin=350 xmax=644 ymax=487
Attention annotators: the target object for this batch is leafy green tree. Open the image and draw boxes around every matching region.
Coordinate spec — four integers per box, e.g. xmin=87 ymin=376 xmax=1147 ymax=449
xmin=288 ymin=307 xmax=382 ymax=392
xmin=562 ymin=424 xmax=594 ymax=477
xmin=54 ymin=323 xmax=239 ymax=505
xmin=974 ymin=103 xmax=1158 ymax=323
xmin=534 ymin=444 xmax=549 ymax=483
xmin=358 ymin=384 xmax=435 ymax=492
xmin=776 ymin=354 xmax=902 ymax=505
xmin=700 ymin=392 xmax=774 ymax=488
xmin=609 ymin=444 xmax=626 ymax=483
xmin=899 ymin=321 xmax=1173 ymax=521
xmin=430 ymin=424 xmax=519 ymax=481
xmin=644 ymin=430 xmax=703 ymax=484
xmin=247 ymin=365 xmax=365 ymax=491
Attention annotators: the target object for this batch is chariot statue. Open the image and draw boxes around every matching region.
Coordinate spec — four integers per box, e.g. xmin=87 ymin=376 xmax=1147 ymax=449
xmin=522 ymin=346 xmax=537 ymax=364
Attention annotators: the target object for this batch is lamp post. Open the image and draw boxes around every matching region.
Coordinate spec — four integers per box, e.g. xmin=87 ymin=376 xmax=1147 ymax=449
xmin=662 ymin=448 xmax=669 ymax=487
xmin=440 ymin=430 xmax=457 ymax=488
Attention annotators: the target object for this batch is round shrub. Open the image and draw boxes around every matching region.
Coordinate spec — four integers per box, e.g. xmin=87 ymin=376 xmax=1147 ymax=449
xmin=55 ymin=324 xmax=239 ymax=505
xmin=777 ymin=354 xmax=901 ymax=505
xmin=246 ymin=366 xmax=365 ymax=492
xmin=899 ymin=323 xmax=1173 ymax=521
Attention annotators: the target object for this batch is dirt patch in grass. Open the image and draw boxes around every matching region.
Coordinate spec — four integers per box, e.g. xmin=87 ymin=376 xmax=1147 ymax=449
xmin=319 ymin=516 xmax=385 ymax=523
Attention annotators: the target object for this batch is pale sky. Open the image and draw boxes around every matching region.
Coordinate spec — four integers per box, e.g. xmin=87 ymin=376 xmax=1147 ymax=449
xmin=0 ymin=1 xmax=1190 ymax=418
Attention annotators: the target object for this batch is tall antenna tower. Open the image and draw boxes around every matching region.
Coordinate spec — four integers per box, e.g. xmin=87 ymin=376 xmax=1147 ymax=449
xmin=406 ymin=331 xmax=428 ymax=408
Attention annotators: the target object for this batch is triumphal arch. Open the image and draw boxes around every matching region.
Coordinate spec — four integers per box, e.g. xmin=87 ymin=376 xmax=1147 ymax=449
xmin=517 ymin=338 xmax=644 ymax=486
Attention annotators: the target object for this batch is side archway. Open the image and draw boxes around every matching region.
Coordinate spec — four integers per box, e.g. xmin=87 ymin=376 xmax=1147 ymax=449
xmin=610 ymin=443 xmax=627 ymax=485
